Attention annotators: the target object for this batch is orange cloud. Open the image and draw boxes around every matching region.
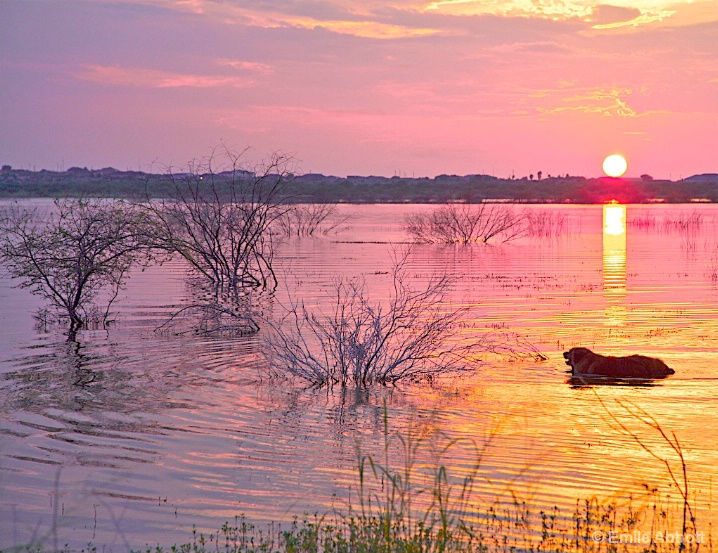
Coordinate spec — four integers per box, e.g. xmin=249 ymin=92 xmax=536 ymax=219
xmin=423 ymin=0 xmax=682 ymax=27
xmin=588 ymin=5 xmax=641 ymax=25
xmin=590 ymin=7 xmax=675 ymax=29
xmin=286 ymin=17 xmax=438 ymax=38
xmin=423 ymin=0 xmax=591 ymax=19
xmin=535 ymin=87 xmax=662 ymax=117
xmin=132 ymin=0 xmax=715 ymax=31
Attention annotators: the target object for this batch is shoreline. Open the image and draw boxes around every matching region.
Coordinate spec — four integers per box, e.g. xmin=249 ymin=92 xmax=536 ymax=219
xmin=2 ymin=168 xmax=718 ymax=204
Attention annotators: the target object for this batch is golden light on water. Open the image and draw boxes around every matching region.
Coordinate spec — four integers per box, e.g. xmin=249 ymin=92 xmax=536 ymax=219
xmin=602 ymin=154 xmax=628 ymax=177
xmin=603 ymin=203 xmax=626 ymax=235
xmin=603 ymin=203 xmax=627 ymax=325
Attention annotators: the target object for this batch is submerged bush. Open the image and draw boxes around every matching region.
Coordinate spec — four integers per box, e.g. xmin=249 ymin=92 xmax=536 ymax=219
xmin=0 ymin=198 xmax=154 ymax=339
xmin=524 ymin=210 xmax=567 ymax=238
xmin=276 ymin=203 xmax=350 ymax=236
xmin=404 ymin=204 xmax=526 ymax=244
xmin=264 ymin=253 xmax=481 ymax=387
xmin=146 ymin=150 xmax=291 ymax=297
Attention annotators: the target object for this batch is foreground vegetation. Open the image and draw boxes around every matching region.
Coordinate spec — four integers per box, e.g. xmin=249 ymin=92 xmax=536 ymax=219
xmin=5 ymin=405 xmax=707 ymax=553
xmin=149 ymin=404 xmax=704 ymax=553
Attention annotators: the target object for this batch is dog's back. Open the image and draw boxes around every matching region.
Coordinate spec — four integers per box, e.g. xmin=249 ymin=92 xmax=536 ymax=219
xmin=564 ymin=347 xmax=674 ymax=379
xmin=596 ymin=354 xmax=674 ymax=379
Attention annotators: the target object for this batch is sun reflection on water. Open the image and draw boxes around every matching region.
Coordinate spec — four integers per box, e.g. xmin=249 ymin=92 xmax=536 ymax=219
xmin=603 ymin=203 xmax=626 ymax=325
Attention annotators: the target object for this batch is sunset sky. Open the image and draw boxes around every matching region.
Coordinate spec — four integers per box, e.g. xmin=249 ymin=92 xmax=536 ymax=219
xmin=1 ymin=0 xmax=716 ymax=179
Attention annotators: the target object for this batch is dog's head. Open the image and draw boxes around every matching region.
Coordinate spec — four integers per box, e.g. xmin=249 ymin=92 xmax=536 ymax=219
xmin=563 ymin=347 xmax=593 ymax=367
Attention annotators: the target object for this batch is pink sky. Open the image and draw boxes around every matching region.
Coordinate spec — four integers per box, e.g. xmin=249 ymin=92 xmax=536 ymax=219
xmin=1 ymin=0 xmax=716 ymax=179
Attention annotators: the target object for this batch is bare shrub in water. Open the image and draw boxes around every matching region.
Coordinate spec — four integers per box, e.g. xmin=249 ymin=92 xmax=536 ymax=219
xmin=264 ymin=254 xmax=480 ymax=387
xmin=404 ymin=203 xmax=526 ymax=244
xmin=0 ymin=198 xmax=154 ymax=339
xmin=144 ymin=148 xmax=292 ymax=334
xmin=276 ymin=203 xmax=350 ymax=236
xmin=146 ymin=149 xmax=292 ymax=298
xmin=524 ymin=209 xmax=567 ymax=238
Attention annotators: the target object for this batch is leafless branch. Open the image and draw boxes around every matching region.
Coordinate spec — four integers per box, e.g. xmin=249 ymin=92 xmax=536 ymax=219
xmin=404 ymin=204 xmax=527 ymax=244
xmin=143 ymin=148 xmax=293 ymax=297
xmin=0 ymin=198 xmax=155 ymax=339
xmin=263 ymin=250 xmax=487 ymax=387
xmin=275 ymin=203 xmax=351 ymax=236
xmin=140 ymin=148 xmax=294 ymax=334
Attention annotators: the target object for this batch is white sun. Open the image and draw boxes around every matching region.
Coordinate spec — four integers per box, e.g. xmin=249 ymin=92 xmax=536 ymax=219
xmin=602 ymin=154 xmax=628 ymax=177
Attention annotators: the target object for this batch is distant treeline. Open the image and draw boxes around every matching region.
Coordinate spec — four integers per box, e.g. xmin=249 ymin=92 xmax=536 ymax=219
xmin=1 ymin=166 xmax=718 ymax=203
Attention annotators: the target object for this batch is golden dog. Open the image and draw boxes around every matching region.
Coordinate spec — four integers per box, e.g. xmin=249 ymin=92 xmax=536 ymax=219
xmin=563 ymin=347 xmax=674 ymax=379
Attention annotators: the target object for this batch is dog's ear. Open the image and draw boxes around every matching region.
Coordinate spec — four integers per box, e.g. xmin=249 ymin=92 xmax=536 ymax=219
xmin=571 ymin=348 xmax=591 ymax=363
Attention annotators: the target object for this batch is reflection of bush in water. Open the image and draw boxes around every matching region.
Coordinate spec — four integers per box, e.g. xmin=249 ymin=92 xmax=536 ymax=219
xmin=0 ymin=337 xmax=247 ymax=421
xmin=4 ymin=341 xmax=174 ymax=419
xmin=152 ymin=271 xmax=281 ymax=337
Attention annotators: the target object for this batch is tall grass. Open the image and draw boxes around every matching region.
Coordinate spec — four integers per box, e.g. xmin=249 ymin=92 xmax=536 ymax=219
xmin=628 ymin=211 xmax=704 ymax=234
xmin=708 ymin=246 xmax=718 ymax=282
xmin=662 ymin=212 xmax=703 ymax=233
xmin=702 ymin=234 xmax=718 ymax=282
xmin=123 ymin=406 xmax=709 ymax=553
xmin=6 ymin=409 xmax=709 ymax=553
xmin=628 ymin=214 xmax=657 ymax=231
xmin=126 ymin=494 xmax=706 ymax=553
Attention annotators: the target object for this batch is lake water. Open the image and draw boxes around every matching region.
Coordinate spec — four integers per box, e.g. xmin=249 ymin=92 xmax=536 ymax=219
xmin=1 ymin=202 xmax=717 ymax=550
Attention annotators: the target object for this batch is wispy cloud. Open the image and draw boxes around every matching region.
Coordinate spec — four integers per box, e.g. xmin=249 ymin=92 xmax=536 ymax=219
xmin=536 ymin=87 xmax=647 ymax=117
xmin=110 ymin=0 xmax=715 ymax=39
xmin=216 ymin=59 xmax=274 ymax=75
xmin=149 ymin=0 xmax=439 ymax=38
xmin=282 ymin=17 xmax=439 ymax=39
xmin=589 ymin=5 xmax=675 ymax=29
xmin=74 ymin=64 xmax=259 ymax=88
xmin=424 ymin=0 xmax=588 ymax=19
xmin=423 ymin=0 xmax=679 ymax=29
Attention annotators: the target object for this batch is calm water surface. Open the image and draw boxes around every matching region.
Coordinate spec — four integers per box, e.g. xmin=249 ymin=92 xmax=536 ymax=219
xmin=1 ymin=203 xmax=717 ymax=550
